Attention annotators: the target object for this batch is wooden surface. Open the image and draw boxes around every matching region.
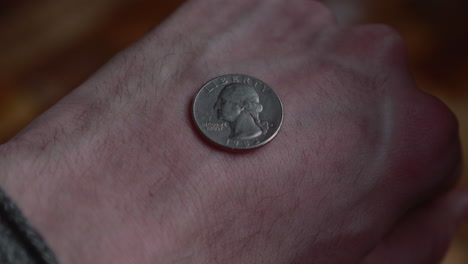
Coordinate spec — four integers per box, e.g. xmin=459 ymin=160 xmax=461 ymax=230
xmin=0 ymin=1 xmax=467 ymax=262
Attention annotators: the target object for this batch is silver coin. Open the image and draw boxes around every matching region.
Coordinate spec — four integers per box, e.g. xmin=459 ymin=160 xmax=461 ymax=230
xmin=192 ymin=74 xmax=283 ymax=150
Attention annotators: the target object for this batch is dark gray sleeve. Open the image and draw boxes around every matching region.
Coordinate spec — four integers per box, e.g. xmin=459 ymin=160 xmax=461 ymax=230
xmin=0 ymin=187 xmax=58 ymax=264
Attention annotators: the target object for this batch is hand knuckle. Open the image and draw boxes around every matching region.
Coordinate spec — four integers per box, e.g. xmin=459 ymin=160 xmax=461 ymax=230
xmin=350 ymin=24 xmax=407 ymax=58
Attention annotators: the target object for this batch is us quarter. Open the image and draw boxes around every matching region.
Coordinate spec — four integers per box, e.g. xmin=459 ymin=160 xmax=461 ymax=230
xmin=192 ymin=74 xmax=283 ymax=150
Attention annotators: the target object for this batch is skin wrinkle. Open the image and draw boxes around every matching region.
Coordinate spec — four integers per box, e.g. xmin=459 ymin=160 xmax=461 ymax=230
xmin=141 ymin=142 xmax=210 ymax=233
xmin=292 ymin=232 xmax=320 ymax=264
xmin=223 ymin=199 xmax=295 ymax=263
xmin=310 ymin=64 xmax=336 ymax=102
xmin=133 ymin=65 xmax=146 ymax=100
xmin=73 ymin=99 xmax=109 ymax=135
xmin=225 ymin=227 xmax=262 ymax=262
xmin=195 ymin=163 xmax=292 ymax=262
xmin=351 ymin=162 xmax=367 ymax=189
xmin=267 ymin=196 xmax=302 ymax=241
xmin=301 ymin=184 xmax=334 ymax=250
xmin=352 ymin=205 xmax=386 ymax=259
xmin=204 ymin=214 xmax=239 ymax=262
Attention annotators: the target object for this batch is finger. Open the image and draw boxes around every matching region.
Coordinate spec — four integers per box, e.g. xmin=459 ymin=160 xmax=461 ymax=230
xmin=363 ymin=189 xmax=468 ymax=264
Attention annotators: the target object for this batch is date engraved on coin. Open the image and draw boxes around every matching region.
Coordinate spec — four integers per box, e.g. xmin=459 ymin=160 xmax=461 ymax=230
xmin=192 ymin=74 xmax=283 ymax=150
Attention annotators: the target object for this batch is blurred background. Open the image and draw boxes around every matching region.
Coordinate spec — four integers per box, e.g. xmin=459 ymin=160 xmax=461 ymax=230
xmin=0 ymin=0 xmax=466 ymax=262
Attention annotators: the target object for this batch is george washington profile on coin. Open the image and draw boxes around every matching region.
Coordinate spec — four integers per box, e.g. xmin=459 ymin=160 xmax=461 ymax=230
xmin=192 ymin=74 xmax=283 ymax=150
xmin=214 ymin=83 xmax=269 ymax=140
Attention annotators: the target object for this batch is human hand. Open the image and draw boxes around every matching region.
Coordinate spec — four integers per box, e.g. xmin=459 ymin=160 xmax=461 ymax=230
xmin=0 ymin=0 xmax=466 ymax=263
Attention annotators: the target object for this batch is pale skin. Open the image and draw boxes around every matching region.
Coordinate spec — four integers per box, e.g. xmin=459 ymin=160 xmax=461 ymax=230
xmin=0 ymin=0 xmax=467 ymax=263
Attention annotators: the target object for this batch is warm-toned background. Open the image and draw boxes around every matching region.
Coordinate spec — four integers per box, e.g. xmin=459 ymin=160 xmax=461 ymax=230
xmin=0 ymin=0 xmax=466 ymax=262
